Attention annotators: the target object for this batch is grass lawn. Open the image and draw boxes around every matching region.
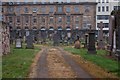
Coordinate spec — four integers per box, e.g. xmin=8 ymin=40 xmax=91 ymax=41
xmin=2 ymin=44 xmax=40 ymax=78
xmin=64 ymin=47 xmax=120 ymax=77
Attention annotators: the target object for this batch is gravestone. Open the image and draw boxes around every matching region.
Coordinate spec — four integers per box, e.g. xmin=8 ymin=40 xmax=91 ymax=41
xmin=97 ymin=21 xmax=105 ymax=49
xmin=85 ymin=33 xmax=88 ymax=48
xmin=108 ymin=15 xmax=114 ymax=52
xmin=53 ymin=31 xmax=60 ymax=46
xmin=116 ymin=11 xmax=120 ymax=61
xmin=26 ymin=35 xmax=34 ymax=49
xmin=74 ymin=36 xmax=81 ymax=49
xmin=25 ymin=30 xmax=30 ymax=37
xmin=15 ymin=38 xmax=22 ymax=48
xmin=88 ymin=32 xmax=96 ymax=54
xmin=41 ymin=29 xmax=47 ymax=44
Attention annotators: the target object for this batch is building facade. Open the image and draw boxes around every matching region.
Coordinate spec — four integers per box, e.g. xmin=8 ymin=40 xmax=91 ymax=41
xmin=96 ymin=0 xmax=119 ymax=35
xmin=2 ymin=2 xmax=97 ymax=31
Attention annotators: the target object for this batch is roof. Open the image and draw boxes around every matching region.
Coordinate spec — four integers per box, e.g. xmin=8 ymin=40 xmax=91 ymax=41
xmin=2 ymin=2 xmax=97 ymax=6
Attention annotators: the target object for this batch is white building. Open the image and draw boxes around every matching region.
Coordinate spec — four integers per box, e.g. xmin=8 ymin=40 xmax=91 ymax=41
xmin=96 ymin=0 xmax=119 ymax=35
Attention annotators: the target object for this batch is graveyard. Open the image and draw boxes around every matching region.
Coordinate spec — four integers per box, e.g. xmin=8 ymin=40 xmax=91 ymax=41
xmin=1 ymin=1 xmax=120 ymax=79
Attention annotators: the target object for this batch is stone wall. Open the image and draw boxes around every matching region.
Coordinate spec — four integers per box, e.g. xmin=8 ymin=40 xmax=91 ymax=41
xmin=0 ymin=21 xmax=10 ymax=55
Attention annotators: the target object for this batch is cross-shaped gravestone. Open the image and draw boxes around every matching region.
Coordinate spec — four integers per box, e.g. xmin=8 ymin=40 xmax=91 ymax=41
xmin=26 ymin=35 xmax=34 ymax=49
xmin=98 ymin=21 xmax=105 ymax=49
xmin=15 ymin=38 xmax=22 ymax=48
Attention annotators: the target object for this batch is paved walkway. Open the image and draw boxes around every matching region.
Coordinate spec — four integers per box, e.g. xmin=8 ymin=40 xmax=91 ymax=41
xmin=32 ymin=46 xmax=92 ymax=78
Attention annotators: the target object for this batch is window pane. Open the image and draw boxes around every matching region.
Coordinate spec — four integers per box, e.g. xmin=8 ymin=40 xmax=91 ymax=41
xmin=102 ymin=6 xmax=104 ymax=12
xmin=9 ymin=16 xmax=12 ymax=23
xmin=98 ymin=6 xmax=101 ymax=12
xmin=106 ymin=6 xmax=109 ymax=11
xmin=74 ymin=6 xmax=79 ymax=13
xmin=17 ymin=16 xmax=20 ymax=23
xmin=49 ymin=6 xmax=54 ymax=13
xmin=33 ymin=7 xmax=38 ymax=12
xmin=66 ymin=7 xmax=70 ymax=13
xmin=58 ymin=17 xmax=62 ymax=23
xmin=24 ymin=7 xmax=28 ymax=13
xmin=58 ymin=6 xmax=62 ymax=13
xmin=8 ymin=7 xmax=14 ymax=12
xmin=66 ymin=16 xmax=70 ymax=24
xmin=25 ymin=16 xmax=29 ymax=23
xmin=16 ymin=7 xmax=20 ymax=13
xmin=97 ymin=15 xmax=109 ymax=20
xmin=41 ymin=7 xmax=46 ymax=13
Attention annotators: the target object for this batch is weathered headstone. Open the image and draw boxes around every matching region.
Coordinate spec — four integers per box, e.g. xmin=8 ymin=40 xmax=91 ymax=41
xmin=15 ymin=38 xmax=22 ymax=48
xmin=108 ymin=15 xmax=114 ymax=52
xmin=26 ymin=35 xmax=34 ymax=49
xmin=116 ymin=11 xmax=120 ymax=61
xmin=88 ymin=32 xmax=96 ymax=54
xmin=53 ymin=31 xmax=60 ymax=46
xmin=41 ymin=28 xmax=47 ymax=44
xmin=85 ymin=33 xmax=88 ymax=48
xmin=74 ymin=36 xmax=81 ymax=49
xmin=97 ymin=21 xmax=105 ymax=49
xmin=25 ymin=30 xmax=30 ymax=37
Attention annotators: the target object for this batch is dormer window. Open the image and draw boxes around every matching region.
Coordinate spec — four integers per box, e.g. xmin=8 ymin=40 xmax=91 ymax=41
xmin=74 ymin=6 xmax=79 ymax=13
xmin=24 ymin=7 xmax=28 ymax=13
xmin=66 ymin=7 xmax=70 ymax=13
xmin=58 ymin=6 xmax=62 ymax=13
xmin=33 ymin=7 xmax=37 ymax=12
xmin=49 ymin=6 xmax=54 ymax=13
xmin=41 ymin=6 xmax=46 ymax=13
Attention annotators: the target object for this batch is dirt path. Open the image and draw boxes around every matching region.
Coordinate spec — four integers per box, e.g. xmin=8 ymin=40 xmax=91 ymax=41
xmin=29 ymin=46 xmax=94 ymax=78
xmin=47 ymin=48 xmax=77 ymax=78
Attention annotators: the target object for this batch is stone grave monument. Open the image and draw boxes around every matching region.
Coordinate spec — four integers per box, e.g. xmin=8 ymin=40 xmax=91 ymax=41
xmin=88 ymin=32 xmax=96 ymax=54
xmin=15 ymin=38 xmax=22 ymax=48
xmin=97 ymin=21 xmax=105 ymax=49
xmin=85 ymin=33 xmax=88 ymax=48
xmin=53 ymin=31 xmax=60 ymax=46
xmin=115 ymin=11 xmax=120 ymax=61
xmin=26 ymin=35 xmax=34 ymax=49
xmin=74 ymin=36 xmax=81 ymax=49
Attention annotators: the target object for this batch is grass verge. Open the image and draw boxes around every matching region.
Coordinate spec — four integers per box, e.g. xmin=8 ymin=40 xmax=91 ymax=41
xmin=64 ymin=47 xmax=120 ymax=77
xmin=2 ymin=44 xmax=40 ymax=78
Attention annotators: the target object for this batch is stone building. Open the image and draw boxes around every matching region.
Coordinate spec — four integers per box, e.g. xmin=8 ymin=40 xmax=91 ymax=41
xmin=2 ymin=2 xmax=97 ymax=30
xmin=1 ymin=2 xmax=97 ymax=43
xmin=0 ymin=21 xmax=10 ymax=55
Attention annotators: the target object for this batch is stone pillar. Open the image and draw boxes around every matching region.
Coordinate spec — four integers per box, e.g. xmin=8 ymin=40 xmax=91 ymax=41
xmin=113 ymin=30 xmax=116 ymax=52
xmin=108 ymin=16 xmax=114 ymax=52
xmin=98 ymin=21 xmax=105 ymax=49
xmin=88 ymin=32 xmax=96 ymax=54
xmin=116 ymin=14 xmax=120 ymax=61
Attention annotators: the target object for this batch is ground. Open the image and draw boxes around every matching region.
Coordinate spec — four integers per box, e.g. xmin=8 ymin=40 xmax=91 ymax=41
xmin=28 ymin=45 xmax=119 ymax=78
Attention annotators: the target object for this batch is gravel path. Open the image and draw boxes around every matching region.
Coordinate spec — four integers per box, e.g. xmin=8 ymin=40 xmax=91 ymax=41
xmin=29 ymin=46 xmax=93 ymax=78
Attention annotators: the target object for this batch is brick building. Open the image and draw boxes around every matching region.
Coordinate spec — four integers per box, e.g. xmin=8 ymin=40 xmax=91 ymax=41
xmin=2 ymin=2 xmax=97 ymax=30
xmin=1 ymin=2 xmax=97 ymax=44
